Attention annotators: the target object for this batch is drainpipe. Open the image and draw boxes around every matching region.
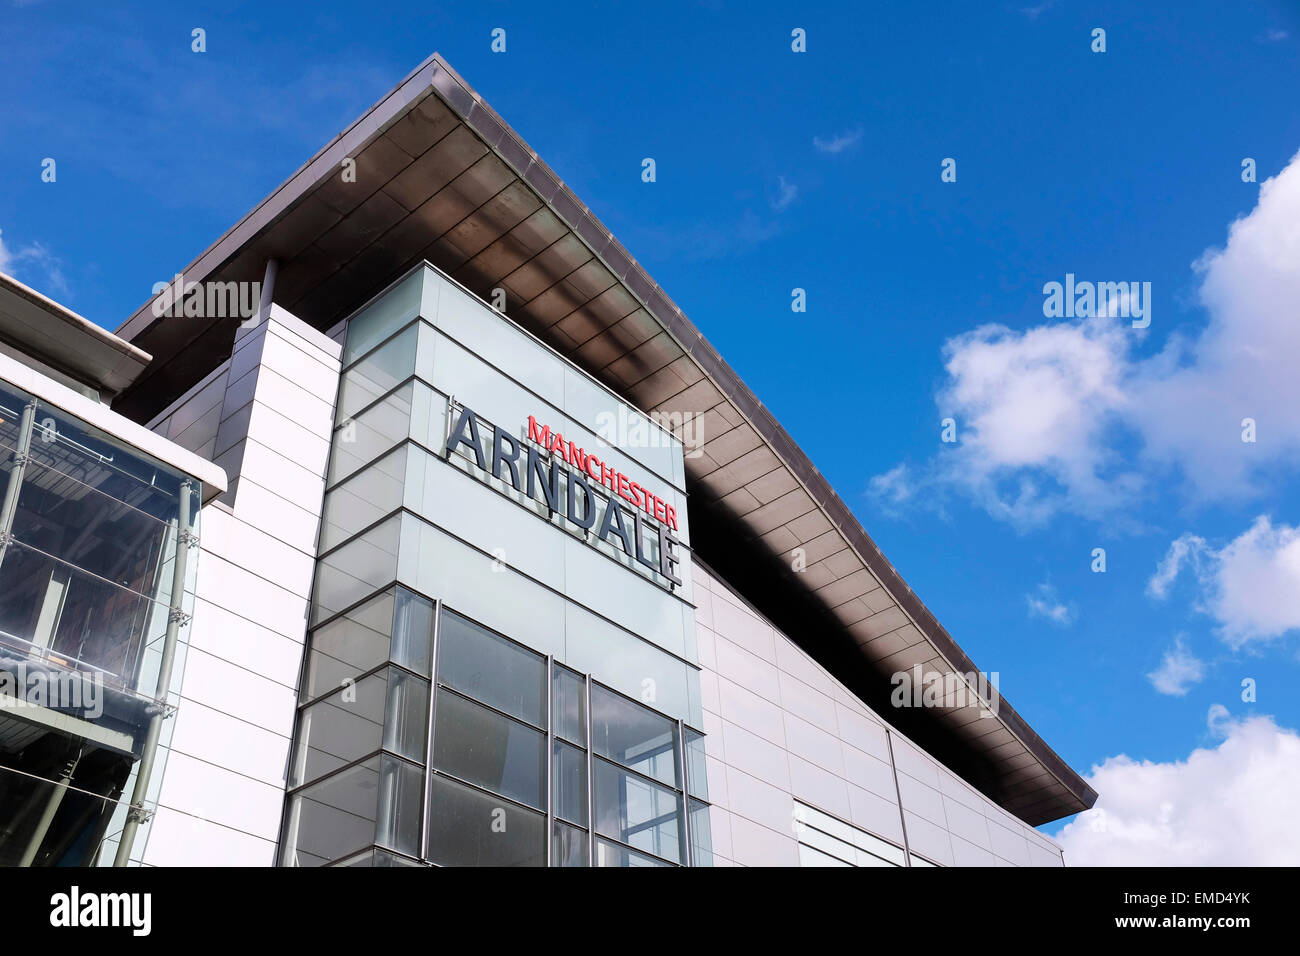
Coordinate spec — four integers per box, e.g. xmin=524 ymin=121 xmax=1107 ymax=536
xmin=18 ymin=746 xmax=83 ymax=867
xmin=113 ymin=479 xmax=194 ymax=866
xmin=0 ymin=399 xmax=37 ymax=572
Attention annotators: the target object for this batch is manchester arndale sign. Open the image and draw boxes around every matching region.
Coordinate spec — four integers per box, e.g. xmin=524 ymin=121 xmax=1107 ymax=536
xmin=444 ymin=403 xmax=684 ymax=589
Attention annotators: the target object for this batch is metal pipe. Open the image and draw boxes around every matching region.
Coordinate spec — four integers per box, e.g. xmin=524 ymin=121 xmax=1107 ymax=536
xmin=420 ymin=598 xmax=442 ymax=862
xmin=584 ymin=673 xmax=595 ymax=867
xmin=113 ymin=479 xmax=194 ymax=866
xmin=18 ymin=748 xmax=82 ymax=867
xmin=545 ymin=656 xmax=553 ymax=867
xmin=0 ymin=399 xmax=37 ymax=573
xmin=884 ymin=728 xmax=913 ymax=867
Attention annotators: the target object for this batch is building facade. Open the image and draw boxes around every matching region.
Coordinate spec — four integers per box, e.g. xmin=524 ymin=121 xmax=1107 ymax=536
xmin=0 ymin=53 xmax=1094 ymax=868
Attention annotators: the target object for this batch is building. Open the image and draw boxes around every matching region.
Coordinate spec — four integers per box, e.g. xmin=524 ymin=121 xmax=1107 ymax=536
xmin=0 ymin=53 xmax=1095 ymax=868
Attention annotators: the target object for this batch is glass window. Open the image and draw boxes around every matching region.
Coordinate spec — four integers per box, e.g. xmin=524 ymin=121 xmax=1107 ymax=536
xmin=391 ymin=586 xmax=434 ymax=676
xmin=793 ymin=800 xmax=905 ymax=867
xmin=317 ymin=445 xmax=407 ymax=553
xmin=282 ymin=755 xmax=422 ymax=866
xmin=684 ymin=728 xmax=708 ymax=800
xmin=342 ymin=270 xmax=423 ymax=366
xmin=551 ymin=664 xmax=586 ymax=744
xmin=592 ymin=757 xmax=683 ymax=864
xmin=436 ymin=610 xmax=545 ymax=727
xmin=0 ymin=538 xmax=164 ymax=695
xmin=301 ymin=589 xmax=394 ymax=702
xmin=590 ymin=684 xmax=678 ymax=787
xmin=310 ymin=514 xmax=401 ymax=626
xmin=327 ymin=381 xmax=415 ymax=486
xmin=431 ymin=689 xmax=545 ymax=810
xmin=798 ymin=843 xmax=852 ymax=867
xmin=551 ymin=821 xmax=588 ymax=867
xmin=552 ymin=740 xmax=587 ymax=825
xmin=424 ymin=773 xmax=545 ymax=867
xmin=291 ymin=667 xmax=428 ymax=788
xmin=689 ymin=799 xmax=713 ymax=867
xmin=336 ymin=323 xmax=418 ymax=420
xmin=593 ymin=838 xmax=673 ymax=868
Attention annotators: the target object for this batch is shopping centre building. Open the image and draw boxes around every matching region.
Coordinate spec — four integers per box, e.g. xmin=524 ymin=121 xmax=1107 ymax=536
xmin=0 ymin=53 xmax=1095 ymax=867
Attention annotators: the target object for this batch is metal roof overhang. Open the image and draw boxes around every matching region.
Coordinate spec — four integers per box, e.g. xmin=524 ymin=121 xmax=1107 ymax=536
xmin=112 ymin=53 xmax=1096 ymax=825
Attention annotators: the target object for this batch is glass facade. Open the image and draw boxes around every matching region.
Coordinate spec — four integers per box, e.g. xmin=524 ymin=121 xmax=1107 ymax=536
xmin=284 ymin=266 xmax=711 ymax=866
xmin=0 ymin=377 xmax=203 ymax=866
xmin=283 ymin=600 xmax=710 ymax=866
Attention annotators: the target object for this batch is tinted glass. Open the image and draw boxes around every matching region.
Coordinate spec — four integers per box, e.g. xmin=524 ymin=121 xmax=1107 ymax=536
xmin=590 ymin=684 xmax=678 ymax=786
xmin=552 ymin=740 xmax=587 ymax=825
xmin=437 ymin=610 xmax=545 ymax=727
xmin=551 ymin=821 xmax=588 ymax=867
xmin=432 ymin=689 xmax=545 ymax=809
xmin=424 ymin=773 xmax=545 ymax=867
xmin=594 ymin=838 xmax=673 ymax=868
xmin=552 ymin=664 xmax=586 ymax=744
xmin=592 ymin=757 xmax=683 ymax=864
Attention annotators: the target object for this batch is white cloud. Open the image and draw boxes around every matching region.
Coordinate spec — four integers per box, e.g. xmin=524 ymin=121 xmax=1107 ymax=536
xmin=1026 ymin=582 xmax=1073 ymax=625
xmin=934 ymin=315 xmax=1139 ymax=524
xmin=1150 ymin=516 xmax=1300 ymax=646
xmin=873 ymin=149 xmax=1300 ymax=524
xmin=868 ymin=463 xmax=912 ymax=505
xmin=813 ymin=127 xmax=863 ymax=155
xmin=0 ymin=227 xmax=68 ymax=295
xmin=1146 ymin=532 xmax=1206 ymax=599
xmin=1055 ymin=708 xmax=1300 ymax=865
xmin=770 ymin=176 xmax=798 ymax=212
xmin=1146 ymin=637 xmax=1205 ymax=695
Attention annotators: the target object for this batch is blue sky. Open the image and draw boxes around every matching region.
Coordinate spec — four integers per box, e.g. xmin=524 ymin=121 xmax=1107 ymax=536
xmin=4 ymin=1 xmax=1300 ymax=862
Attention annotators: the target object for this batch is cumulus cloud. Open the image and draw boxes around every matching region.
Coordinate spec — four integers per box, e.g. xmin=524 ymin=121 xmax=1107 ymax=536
xmin=870 ymin=150 xmax=1300 ymax=524
xmin=1146 ymin=637 xmax=1205 ymax=695
xmin=932 ymin=315 xmax=1139 ymax=524
xmin=1026 ymin=582 xmax=1073 ymax=625
xmin=1055 ymin=708 xmax=1300 ymax=865
xmin=1150 ymin=516 xmax=1300 ymax=645
xmin=813 ymin=127 xmax=863 ymax=155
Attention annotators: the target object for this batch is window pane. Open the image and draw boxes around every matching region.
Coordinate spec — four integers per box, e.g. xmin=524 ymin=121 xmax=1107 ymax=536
xmin=327 ymin=381 xmax=414 ymax=486
xmin=432 ymin=689 xmax=545 ymax=809
xmin=311 ymin=514 xmax=401 ymax=625
xmin=337 ymin=323 xmax=418 ymax=420
xmin=590 ymin=684 xmax=678 ymax=787
xmin=592 ymin=757 xmax=683 ymax=864
xmin=0 ymin=539 xmax=165 ymax=696
xmin=302 ymin=589 xmax=394 ymax=702
xmin=391 ymin=586 xmax=434 ymax=676
xmin=684 ymin=728 xmax=708 ymax=800
xmin=594 ymin=838 xmax=672 ymax=868
xmin=291 ymin=667 xmax=428 ymax=788
xmin=551 ymin=664 xmax=586 ymax=744
xmin=798 ymin=843 xmax=852 ymax=867
xmin=436 ymin=610 xmax=544 ymax=727
xmin=551 ymin=820 xmax=588 ymax=867
xmin=282 ymin=755 xmax=422 ymax=866
xmin=552 ymin=740 xmax=587 ymax=825
xmin=425 ymin=773 xmax=545 ymax=867
xmin=318 ymin=445 xmax=406 ymax=553
xmin=689 ymin=799 xmax=713 ymax=867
